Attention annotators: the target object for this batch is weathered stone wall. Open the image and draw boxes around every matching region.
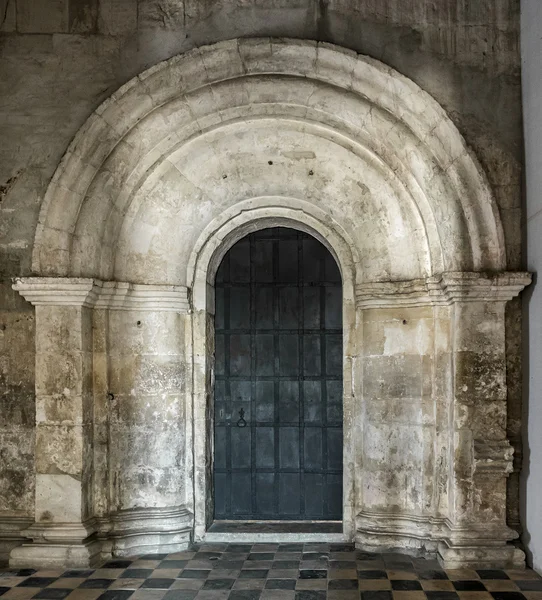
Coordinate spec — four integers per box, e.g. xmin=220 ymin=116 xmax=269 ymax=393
xmin=0 ymin=0 xmax=524 ymax=563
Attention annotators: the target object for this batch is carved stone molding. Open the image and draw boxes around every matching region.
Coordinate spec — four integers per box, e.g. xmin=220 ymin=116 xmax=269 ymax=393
xmin=12 ymin=277 xmax=190 ymax=312
xmin=356 ymin=272 xmax=531 ymax=309
xmin=473 ymin=440 xmax=515 ymax=474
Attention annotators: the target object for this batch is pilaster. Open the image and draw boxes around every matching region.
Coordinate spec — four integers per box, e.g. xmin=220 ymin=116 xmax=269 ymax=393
xmin=10 ymin=278 xmax=97 ymax=568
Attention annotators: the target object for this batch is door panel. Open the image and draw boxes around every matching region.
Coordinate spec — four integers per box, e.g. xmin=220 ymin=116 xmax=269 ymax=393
xmin=213 ymin=227 xmax=343 ymax=520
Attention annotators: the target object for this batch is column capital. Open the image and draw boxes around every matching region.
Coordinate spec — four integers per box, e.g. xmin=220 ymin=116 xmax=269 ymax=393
xmin=355 ymin=271 xmax=531 ymax=309
xmin=12 ymin=277 xmax=96 ymax=307
xmin=12 ymin=277 xmax=190 ymax=312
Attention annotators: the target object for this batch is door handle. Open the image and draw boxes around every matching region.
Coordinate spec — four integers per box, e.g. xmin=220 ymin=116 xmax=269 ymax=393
xmin=237 ymin=408 xmax=247 ymax=427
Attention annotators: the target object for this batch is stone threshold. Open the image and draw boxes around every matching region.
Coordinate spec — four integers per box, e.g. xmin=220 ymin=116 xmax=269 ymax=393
xmin=204 ymin=520 xmax=347 ymax=542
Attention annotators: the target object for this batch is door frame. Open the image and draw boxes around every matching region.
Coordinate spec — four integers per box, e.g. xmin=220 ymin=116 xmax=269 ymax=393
xmin=187 ymin=197 xmax=360 ymax=541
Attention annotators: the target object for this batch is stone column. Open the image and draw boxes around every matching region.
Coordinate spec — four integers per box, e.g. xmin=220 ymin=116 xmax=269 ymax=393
xmin=10 ymin=278 xmax=97 ymax=568
xmin=437 ymin=272 xmax=531 ymax=569
xmin=100 ymin=283 xmax=192 ymax=556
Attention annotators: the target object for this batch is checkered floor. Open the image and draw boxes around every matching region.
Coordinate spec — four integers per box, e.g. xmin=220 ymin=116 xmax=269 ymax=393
xmin=1 ymin=543 xmax=541 ymax=600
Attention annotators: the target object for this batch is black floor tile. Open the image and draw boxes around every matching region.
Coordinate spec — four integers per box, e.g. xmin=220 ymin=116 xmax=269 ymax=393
xmin=12 ymin=569 xmax=37 ymax=577
xmin=299 ymin=570 xmax=327 ymax=579
xmin=295 ymin=592 xmax=326 ymax=599
xmin=0 ymin=589 xmax=9 ymax=598
xmin=452 ymin=580 xmax=487 ymax=591
xmin=121 ymin=569 xmax=153 ymax=579
xmin=60 ymin=570 xmax=95 ymax=578
xmin=140 ymin=578 xmax=175 ymax=589
xmin=96 ymin=591 xmax=135 ymax=600
xmin=17 ymin=578 xmax=58 ymax=588
xmin=330 ymin=561 xmax=356 ymax=569
xmin=239 ymin=570 xmax=268 ymax=579
xmin=159 ymin=561 xmax=189 ymax=569
xmin=103 ymin=561 xmax=132 ymax=569
xmin=418 ymin=570 xmax=449 ymax=580
xmin=329 ymin=544 xmax=355 ymax=552
xmin=361 ymin=592 xmax=393 ymax=600
xmin=179 ymin=570 xmax=211 ymax=579
xmin=162 ymin=591 xmax=198 ymax=600
xmin=279 ymin=544 xmax=304 ymax=552
xmin=31 ymin=590 xmax=72 ymax=599
xmin=265 ymin=579 xmax=297 ymax=589
xmin=328 ymin=579 xmax=359 ymax=589
xmin=248 ymin=554 xmax=275 ymax=561
xmin=516 ymin=580 xmax=542 ymax=591
xmin=215 ymin=561 xmax=245 ymax=570
xmin=229 ymin=591 xmax=262 ymax=600
xmin=356 ymin=552 xmax=380 ymax=561
xmin=273 ymin=561 xmax=300 ymax=569
xmin=227 ymin=545 xmax=254 ymax=553
xmin=139 ymin=554 xmax=169 ymax=560
xmin=202 ymin=578 xmax=234 ymax=589
xmin=358 ymin=570 xmax=388 ymax=580
xmin=391 ymin=580 xmax=423 ymax=590
xmin=490 ymin=594 xmax=527 ymax=600
xmin=195 ymin=552 xmax=222 ymax=560
xmin=79 ymin=579 xmax=115 ymax=589
xmin=425 ymin=593 xmax=460 ymax=600
xmin=477 ymin=571 xmax=511 ymax=580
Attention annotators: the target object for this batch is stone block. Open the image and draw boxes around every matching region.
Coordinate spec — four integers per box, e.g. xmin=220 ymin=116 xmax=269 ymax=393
xmin=35 ymin=473 xmax=82 ymax=523
xmin=363 ymin=355 xmax=423 ymax=400
xmin=36 ymin=394 xmax=83 ymax=426
xmin=35 ymin=423 xmax=84 ymax=475
xmin=68 ymin=0 xmax=98 ymax=33
xmin=17 ymin=0 xmax=69 ymax=33
xmin=454 ymin=351 xmax=507 ymax=403
xmin=35 ymin=351 xmax=84 ymax=398
xmin=110 ymin=392 xmax=184 ymax=427
xmin=35 ymin=306 xmax=87 ymax=353
xmin=0 ymin=427 xmax=35 ymax=513
xmin=98 ymin=0 xmax=137 ymax=35
xmin=0 ymin=0 xmax=16 ymax=31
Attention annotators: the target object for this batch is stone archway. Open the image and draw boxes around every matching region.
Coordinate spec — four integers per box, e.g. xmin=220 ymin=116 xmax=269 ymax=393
xmin=11 ymin=38 xmax=530 ymax=569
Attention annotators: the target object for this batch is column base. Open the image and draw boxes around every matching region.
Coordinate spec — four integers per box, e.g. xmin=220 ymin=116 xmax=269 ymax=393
xmin=99 ymin=506 xmax=193 ymax=558
xmin=10 ymin=541 xmax=101 ymax=569
xmin=438 ymin=541 xmax=525 ymax=569
xmin=9 ymin=520 xmax=100 ymax=568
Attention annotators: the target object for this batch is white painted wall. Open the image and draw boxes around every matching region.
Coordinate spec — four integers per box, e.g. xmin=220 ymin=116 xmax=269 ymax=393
xmin=522 ymin=0 xmax=542 ymax=575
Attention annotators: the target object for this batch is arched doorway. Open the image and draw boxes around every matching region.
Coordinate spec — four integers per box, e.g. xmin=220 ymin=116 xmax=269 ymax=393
xmin=213 ymin=227 xmax=343 ymax=521
xmin=9 ymin=39 xmax=529 ymax=569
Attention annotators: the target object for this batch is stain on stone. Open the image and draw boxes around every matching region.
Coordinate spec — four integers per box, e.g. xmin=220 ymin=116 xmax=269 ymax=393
xmin=316 ymin=0 xmax=331 ymax=42
xmin=282 ymin=151 xmax=316 ymax=160
xmin=69 ymin=0 xmax=98 ymax=33
xmin=0 ymin=170 xmax=21 ymax=202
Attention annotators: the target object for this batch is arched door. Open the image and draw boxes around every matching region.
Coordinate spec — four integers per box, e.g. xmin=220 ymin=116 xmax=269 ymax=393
xmin=213 ymin=227 xmax=343 ymax=520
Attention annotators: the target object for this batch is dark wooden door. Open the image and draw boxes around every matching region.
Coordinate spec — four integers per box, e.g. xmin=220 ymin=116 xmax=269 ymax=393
xmin=213 ymin=227 xmax=343 ymax=520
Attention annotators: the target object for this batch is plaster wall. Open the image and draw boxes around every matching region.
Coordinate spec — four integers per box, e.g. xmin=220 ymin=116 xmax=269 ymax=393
xmin=521 ymin=0 xmax=542 ymax=575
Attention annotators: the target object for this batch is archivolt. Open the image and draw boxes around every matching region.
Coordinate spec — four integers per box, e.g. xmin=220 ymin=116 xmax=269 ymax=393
xmin=32 ymin=38 xmax=506 ymax=283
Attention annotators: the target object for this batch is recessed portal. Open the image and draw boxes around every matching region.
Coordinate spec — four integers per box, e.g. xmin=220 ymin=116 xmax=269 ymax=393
xmin=213 ymin=227 xmax=343 ymax=520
